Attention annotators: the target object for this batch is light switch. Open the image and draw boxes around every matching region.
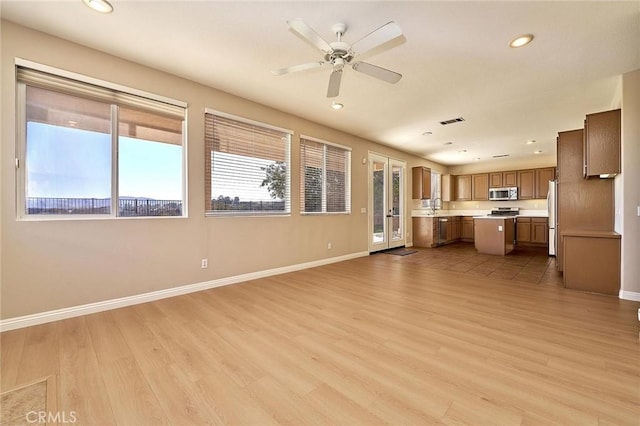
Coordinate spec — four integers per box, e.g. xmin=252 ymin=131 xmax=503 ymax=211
xmin=637 ymin=205 xmax=640 ymax=217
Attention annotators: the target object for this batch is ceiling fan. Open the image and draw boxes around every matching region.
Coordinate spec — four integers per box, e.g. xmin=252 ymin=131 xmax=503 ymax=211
xmin=272 ymin=19 xmax=404 ymax=98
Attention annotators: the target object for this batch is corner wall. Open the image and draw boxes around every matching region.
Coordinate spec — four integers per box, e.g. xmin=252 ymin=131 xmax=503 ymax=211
xmin=621 ymin=69 xmax=640 ymax=298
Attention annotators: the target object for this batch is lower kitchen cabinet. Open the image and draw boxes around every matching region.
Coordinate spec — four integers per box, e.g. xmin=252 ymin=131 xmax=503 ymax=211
xmin=462 ymin=217 xmax=474 ymax=241
xmin=516 ymin=217 xmax=548 ymax=246
xmin=412 ymin=217 xmax=437 ymax=247
xmin=563 ymin=230 xmax=620 ymax=295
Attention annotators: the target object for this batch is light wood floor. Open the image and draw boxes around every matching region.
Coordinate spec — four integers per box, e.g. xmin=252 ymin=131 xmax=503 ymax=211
xmin=2 ymin=254 xmax=639 ymax=425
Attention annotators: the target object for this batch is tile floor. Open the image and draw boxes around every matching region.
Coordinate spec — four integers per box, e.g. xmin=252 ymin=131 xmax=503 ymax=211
xmin=396 ymin=242 xmax=564 ymax=286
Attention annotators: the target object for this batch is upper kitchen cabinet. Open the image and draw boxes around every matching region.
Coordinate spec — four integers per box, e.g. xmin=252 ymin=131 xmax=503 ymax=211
xmin=442 ymin=174 xmax=455 ymax=202
xmin=517 ymin=169 xmax=535 ymax=199
xmin=534 ymin=167 xmax=556 ymax=199
xmin=472 ymin=173 xmax=489 ymax=201
xmin=489 ymin=171 xmax=517 ymax=188
xmin=455 ymin=175 xmax=472 ymax=201
xmin=412 ymin=166 xmax=431 ymax=199
xmin=583 ymin=109 xmax=621 ymax=178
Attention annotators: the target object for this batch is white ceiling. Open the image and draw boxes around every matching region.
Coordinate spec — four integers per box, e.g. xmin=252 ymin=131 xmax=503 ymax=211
xmin=2 ymin=1 xmax=639 ymax=166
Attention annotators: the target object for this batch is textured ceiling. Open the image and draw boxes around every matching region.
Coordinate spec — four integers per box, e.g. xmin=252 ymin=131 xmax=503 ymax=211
xmin=2 ymin=1 xmax=639 ymax=166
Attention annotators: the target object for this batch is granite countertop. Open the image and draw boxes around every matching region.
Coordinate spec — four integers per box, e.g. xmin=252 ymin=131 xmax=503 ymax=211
xmin=561 ymin=229 xmax=621 ymax=238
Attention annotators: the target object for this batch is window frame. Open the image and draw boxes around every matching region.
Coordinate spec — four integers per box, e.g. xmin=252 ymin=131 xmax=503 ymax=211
xmin=299 ymin=135 xmax=352 ymax=215
xmin=204 ymin=108 xmax=292 ymax=217
xmin=15 ymin=59 xmax=188 ymax=221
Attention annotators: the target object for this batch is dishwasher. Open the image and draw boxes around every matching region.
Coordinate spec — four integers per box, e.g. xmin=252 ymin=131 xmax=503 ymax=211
xmin=437 ymin=217 xmax=448 ymax=246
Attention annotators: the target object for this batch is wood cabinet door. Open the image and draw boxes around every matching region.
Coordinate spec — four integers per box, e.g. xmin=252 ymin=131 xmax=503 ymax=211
xmin=503 ymin=171 xmax=517 ymax=187
xmin=462 ymin=219 xmax=474 ymax=240
xmin=584 ymin=109 xmax=621 ymax=177
xmin=532 ymin=221 xmax=548 ymax=243
xmin=516 ymin=219 xmax=531 ymax=242
xmin=489 ymin=172 xmax=503 ymax=188
xmin=517 ymin=170 xmax=535 ymax=199
xmin=455 ymin=175 xmax=472 ymax=201
xmin=472 ymin=174 xmax=489 ymax=200
xmin=412 ymin=167 xmax=431 ymax=199
xmin=412 ymin=217 xmax=435 ymax=247
xmin=534 ymin=167 xmax=555 ymax=199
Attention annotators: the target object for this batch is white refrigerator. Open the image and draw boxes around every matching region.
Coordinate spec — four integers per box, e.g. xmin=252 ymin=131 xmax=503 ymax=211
xmin=547 ymin=180 xmax=557 ymax=256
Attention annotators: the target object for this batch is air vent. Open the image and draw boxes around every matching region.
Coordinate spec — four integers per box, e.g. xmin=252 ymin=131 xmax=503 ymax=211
xmin=439 ymin=117 xmax=465 ymax=126
xmin=492 ymin=154 xmax=510 ymax=158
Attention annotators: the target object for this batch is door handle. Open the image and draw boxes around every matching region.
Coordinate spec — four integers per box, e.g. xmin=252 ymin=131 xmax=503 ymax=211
xmin=386 ymin=214 xmax=393 ymax=218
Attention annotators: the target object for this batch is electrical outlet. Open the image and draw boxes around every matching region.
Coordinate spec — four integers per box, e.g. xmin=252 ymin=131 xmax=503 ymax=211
xmin=327 ymin=242 xmax=332 ymax=250
xmin=201 ymin=258 xmax=208 ymax=269
xmin=361 ymin=207 xmax=366 ymax=213
xmin=498 ymin=225 xmax=503 ymax=232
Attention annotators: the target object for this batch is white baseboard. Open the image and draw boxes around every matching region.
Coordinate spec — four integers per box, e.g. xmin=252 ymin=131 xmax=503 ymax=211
xmin=619 ymin=290 xmax=640 ymax=302
xmin=0 ymin=251 xmax=369 ymax=332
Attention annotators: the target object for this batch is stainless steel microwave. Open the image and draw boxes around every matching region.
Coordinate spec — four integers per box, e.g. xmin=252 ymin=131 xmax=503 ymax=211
xmin=488 ymin=187 xmax=518 ymax=201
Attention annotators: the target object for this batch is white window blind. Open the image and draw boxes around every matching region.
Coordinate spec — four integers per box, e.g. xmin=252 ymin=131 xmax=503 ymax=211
xmin=205 ymin=111 xmax=291 ymax=215
xmin=16 ymin=65 xmax=186 ymax=219
xmin=300 ymin=136 xmax=351 ymax=214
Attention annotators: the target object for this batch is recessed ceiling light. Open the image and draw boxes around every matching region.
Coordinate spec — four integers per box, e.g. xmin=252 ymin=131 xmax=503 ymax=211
xmin=82 ymin=0 xmax=113 ymax=13
xmin=526 ymin=139 xmax=536 ymax=145
xmin=330 ymin=101 xmax=343 ymax=110
xmin=458 ymin=149 xmax=467 ymax=153
xmin=534 ymin=150 xmax=543 ymax=154
xmin=422 ymin=131 xmax=433 ymax=136
xmin=509 ymin=34 xmax=534 ymax=48
xmin=444 ymin=141 xmax=453 ymax=145
xmin=474 ymin=157 xmax=481 ymax=161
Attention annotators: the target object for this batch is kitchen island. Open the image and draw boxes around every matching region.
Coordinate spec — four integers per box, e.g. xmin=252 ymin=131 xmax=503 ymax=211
xmin=474 ymin=216 xmax=516 ymax=255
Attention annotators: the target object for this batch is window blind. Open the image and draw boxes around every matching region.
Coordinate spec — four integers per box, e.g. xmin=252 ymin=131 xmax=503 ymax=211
xmin=205 ymin=112 xmax=291 ymax=215
xmin=300 ymin=136 xmax=351 ymax=214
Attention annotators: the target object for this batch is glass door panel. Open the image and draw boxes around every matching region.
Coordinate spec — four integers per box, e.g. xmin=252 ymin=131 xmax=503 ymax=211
xmin=369 ymin=153 xmax=405 ymax=252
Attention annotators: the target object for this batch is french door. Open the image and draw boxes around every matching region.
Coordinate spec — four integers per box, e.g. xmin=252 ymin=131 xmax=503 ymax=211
xmin=369 ymin=153 xmax=406 ymax=252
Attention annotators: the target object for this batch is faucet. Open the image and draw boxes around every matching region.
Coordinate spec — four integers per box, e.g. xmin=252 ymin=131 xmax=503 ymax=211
xmin=431 ymin=197 xmax=442 ymax=215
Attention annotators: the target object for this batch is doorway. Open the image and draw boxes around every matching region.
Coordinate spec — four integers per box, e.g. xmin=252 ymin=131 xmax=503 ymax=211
xmin=368 ymin=153 xmax=406 ymax=253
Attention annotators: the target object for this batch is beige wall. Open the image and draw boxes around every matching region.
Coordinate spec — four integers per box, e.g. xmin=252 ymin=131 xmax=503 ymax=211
xmin=0 ymin=21 xmax=437 ymax=319
xmin=621 ymin=69 xmax=640 ymax=296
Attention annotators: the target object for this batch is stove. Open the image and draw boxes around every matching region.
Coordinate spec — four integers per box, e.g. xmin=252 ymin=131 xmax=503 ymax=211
xmin=488 ymin=207 xmax=520 ymax=216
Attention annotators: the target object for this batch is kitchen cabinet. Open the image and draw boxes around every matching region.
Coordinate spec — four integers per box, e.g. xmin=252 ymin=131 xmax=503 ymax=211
xmin=412 ymin=166 xmax=431 ymax=199
xmin=516 ymin=217 xmax=531 ymax=242
xmin=532 ymin=218 xmax=548 ymax=244
xmin=442 ymin=174 xmax=455 ymax=202
xmin=446 ymin=216 xmax=462 ymax=242
xmin=516 ymin=216 xmax=548 ymax=245
xmin=503 ymin=171 xmax=517 ymax=187
xmin=584 ymin=109 xmax=621 ymax=178
xmin=563 ymin=230 xmax=620 ymax=295
xmin=412 ymin=217 xmax=437 ymax=247
xmin=455 ymin=175 xmax=472 ymax=201
xmin=462 ymin=217 xmax=474 ymax=241
xmin=517 ymin=169 xmax=535 ymax=199
xmin=472 ymin=174 xmax=489 ymax=200
xmin=556 ymin=129 xmax=614 ymax=272
xmin=534 ymin=167 xmax=555 ymax=199
xmin=489 ymin=171 xmax=517 ymax=188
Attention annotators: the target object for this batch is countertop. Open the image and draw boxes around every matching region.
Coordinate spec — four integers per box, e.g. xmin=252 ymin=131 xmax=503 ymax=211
xmin=561 ymin=229 xmax=621 ymax=239
xmin=411 ymin=209 xmax=548 ymax=218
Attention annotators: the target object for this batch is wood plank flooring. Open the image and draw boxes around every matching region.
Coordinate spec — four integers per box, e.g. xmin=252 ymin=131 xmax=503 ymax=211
xmin=2 ymin=252 xmax=639 ymax=425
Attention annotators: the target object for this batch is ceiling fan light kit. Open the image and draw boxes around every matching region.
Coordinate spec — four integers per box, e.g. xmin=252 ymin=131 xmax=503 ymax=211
xmin=274 ymin=19 xmax=404 ymax=98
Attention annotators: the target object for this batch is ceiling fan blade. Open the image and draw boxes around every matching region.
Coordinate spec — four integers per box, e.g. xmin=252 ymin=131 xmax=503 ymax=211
xmin=287 ymin=19 xmax=333 ymax=53
xmin=351 ymin=21 xmax=403 ymax=56
xmin=352 ymin=62 xmax=402 ymax=84
xmin=327 ymin=70 xmax=342 ymax=98
xmin=272 ymin=61 xmax=325 ymax=76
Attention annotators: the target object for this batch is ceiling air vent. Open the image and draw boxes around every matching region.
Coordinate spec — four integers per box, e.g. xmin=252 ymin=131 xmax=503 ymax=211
xmin=492 ymin=154 xmax=510 ymax=158
xmin=439 ymin=117 xmax=465 ymax=125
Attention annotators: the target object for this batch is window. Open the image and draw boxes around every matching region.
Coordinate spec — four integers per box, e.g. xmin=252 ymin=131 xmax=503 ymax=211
xmin=204 ymin=110 xmax=291 ymax=215
xmin=299 ymin=136 xmax=351 ymax=214
xmin=17 ymin=64 xmax=186 ymax=218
